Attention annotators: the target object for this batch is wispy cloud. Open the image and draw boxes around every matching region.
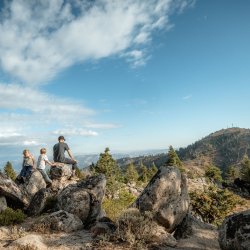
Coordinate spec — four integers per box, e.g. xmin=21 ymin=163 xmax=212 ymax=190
xmin=0 ymin=83 xmax=117 ymax=145
xmin=0 ymin=0 xmax=195 ymax=85
xmin=53 ymin=128 xmax=98 ymax=137
xmin=182 ymin=94 xmax=192 ymax=100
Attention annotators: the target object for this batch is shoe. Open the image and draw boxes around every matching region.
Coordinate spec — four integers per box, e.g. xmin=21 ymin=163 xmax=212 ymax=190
xmin=46 ymin=182 xmax=52 ymax=188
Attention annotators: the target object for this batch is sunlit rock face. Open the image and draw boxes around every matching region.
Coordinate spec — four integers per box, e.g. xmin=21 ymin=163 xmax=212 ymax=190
xmin=133 ymin=165 xmax=190 ymax=232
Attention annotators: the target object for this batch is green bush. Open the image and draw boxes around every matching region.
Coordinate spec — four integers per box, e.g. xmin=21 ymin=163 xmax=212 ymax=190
xmin=205 ymin=165 xmax=223 ymax=183
xmin=190 ymin=185 xmax=243 ymax=225
xmin=240 ymin=155 xmax=250 ymax=182
xmin=0 ymin=208 xmax=26 ymax=226
xmin=102 ymin=189 xmax=136 ymax=221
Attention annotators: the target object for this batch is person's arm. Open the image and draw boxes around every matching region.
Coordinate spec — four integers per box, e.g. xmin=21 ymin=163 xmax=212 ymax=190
xmin=45 ymin=159 xmax=56 ymax=166
xmin=67 ymin=149 xmax=76 ymax=161
xmin=44 ymin=155 xmax=55 ymax=166
xmin=31 ymin=155 xmax=36 ymax=168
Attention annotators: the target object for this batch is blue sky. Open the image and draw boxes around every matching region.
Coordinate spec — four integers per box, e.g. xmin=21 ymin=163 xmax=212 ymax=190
xmin=0 ymin=0 xmax=250 ymax=163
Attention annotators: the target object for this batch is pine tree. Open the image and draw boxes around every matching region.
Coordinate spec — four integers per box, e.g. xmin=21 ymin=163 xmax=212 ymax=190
xmin=166 ymin=146 xmax=185 ymax=172
xmin=240 ymin=154 xmax=250 ymax=182
xmin=95 ymin=147 xmax=120 ymax=179
xmin=147 ymin=162 xmax=158 ymax=179
xmin=94 ymin=148 xmax=121 ymax=197
xmin=138 ymin=161 xmax=148 ymax=182
xmin=4 ymin=161 xmax=16 ymax=181
xmin=125 ymin=162 xmax=139 ymax=183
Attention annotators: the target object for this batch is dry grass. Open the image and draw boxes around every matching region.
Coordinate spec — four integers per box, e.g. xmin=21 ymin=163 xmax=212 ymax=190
xmin=29 ymin=219 xmax=51 ymax=234
xmin=12 ymin=245 xmax=38 ymax=250
xmin=8 ymin=226 xmax=27 ymax=240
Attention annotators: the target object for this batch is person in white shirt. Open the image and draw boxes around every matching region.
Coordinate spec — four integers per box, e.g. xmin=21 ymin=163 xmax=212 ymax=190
xmin=37 ymin=148 xmax=55 ymax=187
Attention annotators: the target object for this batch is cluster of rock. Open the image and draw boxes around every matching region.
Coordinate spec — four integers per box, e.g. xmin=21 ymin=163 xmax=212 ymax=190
xmin=0 ymin=165 xmax=106 ymax=232
xmin=0 ymin=164 xmax=249 ymax=249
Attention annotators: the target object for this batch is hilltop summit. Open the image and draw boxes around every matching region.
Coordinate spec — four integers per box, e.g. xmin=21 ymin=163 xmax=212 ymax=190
xmin=178 ymin=127 xmax=250 ymax=172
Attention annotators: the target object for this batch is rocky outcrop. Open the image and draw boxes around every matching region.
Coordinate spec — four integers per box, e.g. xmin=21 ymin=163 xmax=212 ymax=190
xmin=0 ymin=172 xmax=28 ymax=208
xmin=20 ymin=170 xmax=46 ymax=201
xmin=133 ymin=166 xmax=189 ymax=232
xmin=9 ymin=234 xmax=47 ymax=250
xmin=50 ymin=164 xmax=72 ymax=180
xmin=0 ymin=196 xmax=7 ymax=212
xmin=90 ymin=217 xmax=117 ymax=238
xmin=173 ymin=213 xmax=220 ymax=249
xmin=58 ymin=174 xmax=106 ymax=226
xmin=0 ymin=170 xmax=47 ymax=208
xmin=26 ymin=188 xmax=57 ymax=216
xmin=219 ymin=209 xmax=250 ymax=250
xmin=35 ymin=210 xmax=83 ymax=233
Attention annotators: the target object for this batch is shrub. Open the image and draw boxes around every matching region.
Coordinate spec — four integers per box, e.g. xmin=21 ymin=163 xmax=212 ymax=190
xmin=225 ymin=165 xmax=240 ymax=183
xmin=102 ymin=189 xmax=136 ymax=221
xmin=114 ymin=208 xmax=159 ymax=249
xmin=0 ymin=208 xmax=26 ymax=226
xmin=190 ymin=185 xmax=243 ymax=225
xmin=240 ymin=154 xmax=250 ymax=182
xmin=205 ymin=165 xmax=223 ymax=183
xmin=75 ymin=167 xmax=86 ymax=180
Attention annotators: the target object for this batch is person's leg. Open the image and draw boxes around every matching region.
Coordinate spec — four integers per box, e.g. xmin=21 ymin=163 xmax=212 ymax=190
xmin=19 ymin=167 xmax=26 ymax=177
xmin=24 ymin=165 xmax=33 ymax=177
xmin=38 ymin=169 xmax=52 ymax=184
xmin=64 ymin=158 xmax=77 ymax=177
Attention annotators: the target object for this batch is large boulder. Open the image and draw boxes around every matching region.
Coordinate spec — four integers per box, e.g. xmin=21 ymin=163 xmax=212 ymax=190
xmin=219 ymin=209 xmax=250 ymax=250
xmin=0 ymin=196 xmax=7 ymax=212
xmin=26 ymin=188 xmax=57 ymax=216
xmin=58 ymin=174 xmax=106 ymax=226
xmin=133 ymin=166 xmax=189 ymax=232
xmin=50 ymin=164 xmax=72 ymax=180
xmin=0 ymin=172 xmax=28 ymax=208
xmin=174 ymin=213 xmax=220 ymax=249
xmin=20 ymin=170 xmax=46 ymax=201
xmin=33 ymin=210 xmax=83 ymax=233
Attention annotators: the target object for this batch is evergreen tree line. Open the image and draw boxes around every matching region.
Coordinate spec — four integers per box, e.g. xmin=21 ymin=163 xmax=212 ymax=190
xmin=2 ymin=145 xmax=250 ymax=186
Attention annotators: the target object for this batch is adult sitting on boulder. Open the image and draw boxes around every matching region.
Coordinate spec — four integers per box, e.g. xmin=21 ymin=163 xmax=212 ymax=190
xmin=53 ymin=135 xmax=78 ymax=178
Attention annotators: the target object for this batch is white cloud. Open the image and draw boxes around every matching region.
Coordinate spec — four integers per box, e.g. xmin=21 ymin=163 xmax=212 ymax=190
xmin=0 ymin=83 xmax=94 ymax=117
xmin=53 ymin=128 xmax=98 ymax=137
xmin=0 ymin=0 xmax=194 ymax=85
xmin=0 ymin=83 xmax=117 ymax=146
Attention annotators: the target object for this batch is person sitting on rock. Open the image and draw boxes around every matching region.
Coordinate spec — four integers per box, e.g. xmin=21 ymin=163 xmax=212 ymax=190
xmin=18 ymin=149 xmax=35 ymax=182
xmin=53 ymin=135 xmax=78 ymax=178
xmin=37 ymin=148 xmax=55 ymax=188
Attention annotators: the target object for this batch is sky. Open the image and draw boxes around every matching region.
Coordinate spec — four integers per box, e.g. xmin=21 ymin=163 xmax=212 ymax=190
xmin=0 ymin=0 xmax=250 ymax=165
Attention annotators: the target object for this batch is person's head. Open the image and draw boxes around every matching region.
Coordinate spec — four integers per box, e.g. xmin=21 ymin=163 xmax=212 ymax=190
xmin=23 ymin=149 xmax=30 ymax=157
xmin=40 ymin=148 xmax=46 ymax=154
xmin=58 ymin=135 xmax=65 ymax=143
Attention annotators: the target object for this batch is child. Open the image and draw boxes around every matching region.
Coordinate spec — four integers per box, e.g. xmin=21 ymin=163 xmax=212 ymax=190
xmin=19 ymin=149 xmax=35 ymax=181
xmin=37 ymin=148 xmax=55 ymax=187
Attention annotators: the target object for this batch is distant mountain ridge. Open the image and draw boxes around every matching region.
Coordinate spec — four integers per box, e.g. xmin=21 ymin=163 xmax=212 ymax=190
xmin=178 ymin=127 xmax=250 ymax=171
xmin=116 ymin=127 xmax=250 ymax=173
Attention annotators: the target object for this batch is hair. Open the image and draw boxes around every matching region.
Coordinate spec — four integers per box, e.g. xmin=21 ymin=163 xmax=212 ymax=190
xmin=23 ymin=149 xmax=29 ymax=155
xmin=40 ymin=148 xmax=46 ymax=154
